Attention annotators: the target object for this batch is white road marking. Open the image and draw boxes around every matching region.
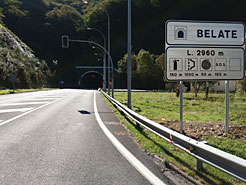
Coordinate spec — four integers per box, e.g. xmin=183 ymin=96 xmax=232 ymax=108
xmin=0 ymin=108 xmax=34 ymax=113
xmin=0 ymin=97 xmax=66 ymax=127
xmin=94 ymin=91 xmax=167 ymax=185
xmin=1 ymin=102 xmax=49 ymax=106
xmin=0 ymin=120 xmax=3 ymax=123
xmin=25 ymin=98 xmax=60 ymax=101
xmin=38 ymin=96 xmax=65 ymax=98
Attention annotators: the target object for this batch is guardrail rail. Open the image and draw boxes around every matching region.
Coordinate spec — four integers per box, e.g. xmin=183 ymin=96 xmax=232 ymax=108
xmin=100 ymin=90 xmax=246 ymax=183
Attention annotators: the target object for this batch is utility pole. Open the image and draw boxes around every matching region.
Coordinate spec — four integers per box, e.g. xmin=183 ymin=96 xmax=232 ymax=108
xmin=127 ymin=0 xmax=132 ymax=109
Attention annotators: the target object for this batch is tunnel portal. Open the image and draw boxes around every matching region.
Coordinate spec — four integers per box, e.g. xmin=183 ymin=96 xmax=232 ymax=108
xmin=79 ymin=71 xmax=103 ymax=89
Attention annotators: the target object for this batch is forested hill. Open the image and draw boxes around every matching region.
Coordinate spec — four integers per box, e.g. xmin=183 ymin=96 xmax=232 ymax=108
xmin=0 ymin=0 xmax=245 ymax=86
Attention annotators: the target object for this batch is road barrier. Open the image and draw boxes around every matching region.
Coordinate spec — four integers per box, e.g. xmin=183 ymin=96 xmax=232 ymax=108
xmin=100 ymin=90 xmax=246 ymax=182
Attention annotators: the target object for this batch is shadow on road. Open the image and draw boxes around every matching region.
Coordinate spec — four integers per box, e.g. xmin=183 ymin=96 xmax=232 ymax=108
xmin=78 ymin=110 xmax=91 ymax=114
xmin=78 ymin=110 xmax=115 ymax=114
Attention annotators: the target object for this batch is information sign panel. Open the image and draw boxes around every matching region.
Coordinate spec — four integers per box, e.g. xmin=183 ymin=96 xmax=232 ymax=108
xmin=165 ymin=20 xmax=245 ymax=81
xmin=166 ymin=47 xmax=244 ymax=80
xmin=166 ymin=20 xmax=245 ymax=46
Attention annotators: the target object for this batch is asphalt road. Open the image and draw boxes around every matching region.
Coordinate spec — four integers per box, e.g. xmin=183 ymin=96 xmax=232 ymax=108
xmin=0 ymin=89 xmax=194 ymax=185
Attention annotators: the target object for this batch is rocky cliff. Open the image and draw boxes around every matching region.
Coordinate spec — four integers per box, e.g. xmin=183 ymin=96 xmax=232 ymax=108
xmin=0 ymin=24 xmax=50 ymax=89
xmin=0 ymin=24 xmax=34 ymax=58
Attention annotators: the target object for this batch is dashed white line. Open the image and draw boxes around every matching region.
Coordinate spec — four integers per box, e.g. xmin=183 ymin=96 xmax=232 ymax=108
xmin=1 ymin=102 xmax=49 ymax=106
xmin=0 ymin=97 xmax=66 ymax=127
xmin=38 ymin=96 xmax=65 ymax=98
xmin=0 ymin=108 xmax=34 ymax=113
xmin=25 ymin=98 xmax=60 ymax=101
xmin=93 ymin=91 xmax=167 ymax=185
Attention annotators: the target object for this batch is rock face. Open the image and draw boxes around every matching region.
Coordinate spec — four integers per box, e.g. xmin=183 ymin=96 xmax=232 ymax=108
xmin=0 ymin=24 xmax=34 ymax=58
xmin=0 ymin=24 xmax=50 ymax=89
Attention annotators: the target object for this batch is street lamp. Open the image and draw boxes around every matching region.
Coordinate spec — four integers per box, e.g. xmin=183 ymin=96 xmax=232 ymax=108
xmin=127 ymin=0 xmax=132 ymax=109
xmin=95 ymin=53 xmax=103 ymax=62
xmin=87 ymin=27 xmax=106 ymax=90
xmin=62 ymin=35 xmax=114 ymax=98
xmin=83 ymin=0 xmax=111 ymax=95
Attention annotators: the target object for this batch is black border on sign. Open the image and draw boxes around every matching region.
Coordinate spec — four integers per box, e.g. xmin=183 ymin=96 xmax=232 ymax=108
xmin=165 ymin=20 xmax=246 ymax=47
xmin=165 ymin=46 xmax=245 ymax=81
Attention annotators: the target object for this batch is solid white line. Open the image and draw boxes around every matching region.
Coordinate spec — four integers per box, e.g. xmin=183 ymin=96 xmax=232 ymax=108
xmin=1 ymin=102 xmax=49 ymax=106
xmin=0 ymin=97 xmax=66 ymax=127
xmin=93 ymin=91 xmax=167 ymax=185
xmin=0 ymin=108 xmax=34 ymax=113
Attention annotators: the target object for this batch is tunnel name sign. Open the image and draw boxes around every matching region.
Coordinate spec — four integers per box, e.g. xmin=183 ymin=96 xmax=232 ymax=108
xmin=165 ymin=20 xmax=245 ymax=80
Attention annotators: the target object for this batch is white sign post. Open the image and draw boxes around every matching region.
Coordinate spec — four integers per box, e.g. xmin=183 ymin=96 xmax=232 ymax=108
xmin=165 ymin=20 xmax=245 ymax=135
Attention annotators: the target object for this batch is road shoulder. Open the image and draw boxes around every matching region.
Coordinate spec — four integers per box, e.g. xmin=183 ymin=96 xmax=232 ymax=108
xmin=95 ymin=91 xmax=195 ymax=185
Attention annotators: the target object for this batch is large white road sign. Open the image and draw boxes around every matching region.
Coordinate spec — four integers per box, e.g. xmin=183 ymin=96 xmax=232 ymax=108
xmin=165 ymin=20 xmax=245 ymax=81
xmin=166 ymin=20 xmax=245 ymax=46
xmin=166 ymin=47 xmax=244 ymax=80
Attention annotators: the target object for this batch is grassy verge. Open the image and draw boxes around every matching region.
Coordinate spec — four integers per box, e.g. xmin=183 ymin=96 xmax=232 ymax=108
xmin=0 ymin=88 xmax=55 ymax=95
xmin=102 ymin=91 xmax=246 ymax=185
xmin=114 ymin=92 xmax=246 ymax=125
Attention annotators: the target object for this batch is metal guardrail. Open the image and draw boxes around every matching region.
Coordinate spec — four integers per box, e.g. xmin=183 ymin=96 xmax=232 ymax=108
xmin=100 ymin=90 xmax=246 ymax=183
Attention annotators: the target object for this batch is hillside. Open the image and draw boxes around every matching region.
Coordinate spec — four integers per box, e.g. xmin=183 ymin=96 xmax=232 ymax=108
xmin=0 ymin=24 xmax=50 ymax=89
xmin=0 ymin=0 xmax=245 ymax=87
xmin=0 ymin=24 xmax=33 ymax=57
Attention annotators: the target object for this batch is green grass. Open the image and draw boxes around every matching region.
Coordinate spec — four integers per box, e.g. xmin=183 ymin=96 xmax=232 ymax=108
xmin=0 ymin=88 xmax=55 ymax=95
xmin=102 ymin=91 xmax=246 ymax=185
xmin=114 ymin=92 xmax=246 ymax=125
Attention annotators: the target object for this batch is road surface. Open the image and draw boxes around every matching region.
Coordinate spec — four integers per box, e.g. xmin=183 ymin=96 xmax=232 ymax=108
xmin=0 ymin=89 xmax=194 ymax=185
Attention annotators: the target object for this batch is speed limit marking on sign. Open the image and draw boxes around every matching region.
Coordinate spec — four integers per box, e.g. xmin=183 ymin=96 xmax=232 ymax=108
xmin=166 ymin=47 xmax=244 ymax=80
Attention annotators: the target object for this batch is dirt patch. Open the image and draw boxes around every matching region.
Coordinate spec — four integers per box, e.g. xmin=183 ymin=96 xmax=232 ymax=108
xmin=184 ymin=111 xmax=197 ymax=114
xmin=159 ymin=121 xmax=246 ymax=140
xmin=114 ymin=131 xmax=127 ymax=136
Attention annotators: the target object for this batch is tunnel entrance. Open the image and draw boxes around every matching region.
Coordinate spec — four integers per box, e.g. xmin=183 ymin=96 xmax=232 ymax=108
xmin=79 ymin=71 xmax=103 ymax=89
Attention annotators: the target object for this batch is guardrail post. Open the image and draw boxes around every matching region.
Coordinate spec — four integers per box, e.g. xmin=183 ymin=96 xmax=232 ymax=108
xmin=197 ymin=159 xmax=203 ymax=171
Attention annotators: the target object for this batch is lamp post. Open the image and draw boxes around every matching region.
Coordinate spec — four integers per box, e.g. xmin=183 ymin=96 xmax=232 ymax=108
xmin=83 ymin=0 xmax=111 ymax=95
xmin=87 ymin=28 xmax=106 ymax=90
xmin=62 ymin=35 xmax=114 ymax=98
xmin=127 ymin=0 xmax=132 ymax=109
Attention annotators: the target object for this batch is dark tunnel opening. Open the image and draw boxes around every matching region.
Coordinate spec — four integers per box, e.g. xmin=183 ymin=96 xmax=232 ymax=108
xmin=80 ymin=72 xmax=103 ymax=89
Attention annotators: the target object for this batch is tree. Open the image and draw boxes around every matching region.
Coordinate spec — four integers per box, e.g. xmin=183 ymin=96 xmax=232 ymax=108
xmin=0 ymin=8 xmax=4 ymax=24
xmin=237 ymin=72 xmax=246 ymax=94
xmin=117 ymin=49 xmax=164 ymax=89
xmin=155 ymin=52 xmax=166 ymax=83
xmin=136 ymin=49 xmax=154 ymax=79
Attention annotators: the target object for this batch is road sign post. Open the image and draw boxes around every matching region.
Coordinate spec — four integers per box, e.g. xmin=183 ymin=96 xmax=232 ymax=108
xmin=225 ymin=80 xmax=229 ymax=133
xmin=180 ymin=81 xmax=183 ymax=133
xmin=9 ymin=75 xmax=17 ymax=90
xmin=165 ymin=20 xmax=245 ymax=134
